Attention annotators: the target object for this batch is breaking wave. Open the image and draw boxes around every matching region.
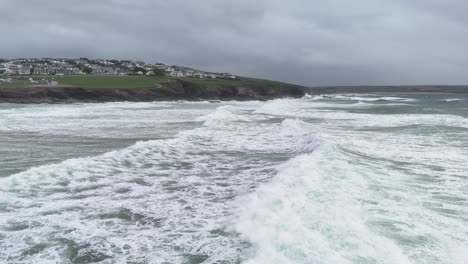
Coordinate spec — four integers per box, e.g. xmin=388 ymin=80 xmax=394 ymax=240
xmin=1 ymin=93 xmax=467 ymax=264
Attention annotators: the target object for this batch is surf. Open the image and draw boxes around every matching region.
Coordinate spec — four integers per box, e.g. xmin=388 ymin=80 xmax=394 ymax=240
xmin=1 ymin=93 xmax=467 ymax=263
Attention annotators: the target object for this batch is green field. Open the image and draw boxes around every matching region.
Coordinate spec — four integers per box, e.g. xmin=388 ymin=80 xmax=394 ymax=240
xmin=1 ymin=75 xmax=303 ymax=90
xmin=180 ymin=77 xmax=302 ymax=89
xmin=51 ymin=76 xmax=169 ymax=89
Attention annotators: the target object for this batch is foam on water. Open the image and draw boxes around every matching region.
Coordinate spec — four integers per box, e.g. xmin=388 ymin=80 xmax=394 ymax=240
xmin=442 ymin=98 xmax=464 ymax=102
xmin=235 ymin=133 xmax=468 ymax=264
xmin=0 ymin=102 xmax=216 ymax=137
xmin=256 ymin=99 xmax=468 ymax=128
xmin=1 ymin=94 xmax=467 ymax=263
xmin=236 ymin=95 xmax=468 ymax=264
xmin=0 ymin=105 xmax=318 ymax=263
xmin=331 ymin=95 xmax=417 ymax=102
xmin=196 ymin=106 xmax=249 ymax=127
xmin=235 ymin=146 xmax=412 ymax=264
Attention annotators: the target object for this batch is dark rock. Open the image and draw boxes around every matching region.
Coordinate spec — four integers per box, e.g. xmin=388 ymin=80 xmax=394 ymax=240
xmin=0 ymin=79 xmax=307 ymax=103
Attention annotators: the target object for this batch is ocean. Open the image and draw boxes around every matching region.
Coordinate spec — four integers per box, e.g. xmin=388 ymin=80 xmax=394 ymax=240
xmin=0 ymin=93 xmax=467 ymax=264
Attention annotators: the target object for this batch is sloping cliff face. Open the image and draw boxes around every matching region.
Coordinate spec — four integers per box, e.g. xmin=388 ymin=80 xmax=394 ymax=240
xmin=2 ymin=81 xmax=468 ymax=104
xmin=0 ymin=80 xmax=306 ymax=103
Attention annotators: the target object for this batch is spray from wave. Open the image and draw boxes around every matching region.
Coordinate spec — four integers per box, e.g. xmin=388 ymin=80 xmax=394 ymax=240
xmin=1 ymin=93 xmax=467 ymax=264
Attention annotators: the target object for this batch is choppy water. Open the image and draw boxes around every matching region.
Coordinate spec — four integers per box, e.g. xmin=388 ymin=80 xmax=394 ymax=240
xmin=0 ymin=93 xmax=467 ymax=264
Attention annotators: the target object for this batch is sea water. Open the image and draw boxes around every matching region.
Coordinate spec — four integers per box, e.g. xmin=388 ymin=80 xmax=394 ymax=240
xmin=0 ymin=93 xmax=467 ymax=263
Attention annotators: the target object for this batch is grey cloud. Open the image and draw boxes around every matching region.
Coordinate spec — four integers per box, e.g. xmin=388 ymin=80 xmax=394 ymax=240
xmin=1 ymin=0 xmax=468 ymax=85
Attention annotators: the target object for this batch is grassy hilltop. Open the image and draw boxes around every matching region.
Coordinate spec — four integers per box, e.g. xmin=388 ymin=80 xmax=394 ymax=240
xmin=2 ymin=75 xmax=169 ymax=89
xmin=1 ymin=75 xmax=303 ymax=90
xmin=0 ymin=75 xmax=307 ymax=103
xmin=52 ymin=76 xmax=169 ymax=89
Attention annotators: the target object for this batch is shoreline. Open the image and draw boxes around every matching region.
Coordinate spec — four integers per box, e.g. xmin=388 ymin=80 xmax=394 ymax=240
xmin=0 ymin=79 xmax=306 ymax=104
xmin=1 ymin=80 xmax=468 ymax=104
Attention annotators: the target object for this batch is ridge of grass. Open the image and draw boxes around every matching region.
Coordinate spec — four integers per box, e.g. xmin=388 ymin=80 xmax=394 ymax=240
xmin=179 ymin=77 xmax=303 ymax=88
xmin=1 ymin=75 xmax=303 ymax=89
xmin=52 ymin=76 xmax=170 ymax=89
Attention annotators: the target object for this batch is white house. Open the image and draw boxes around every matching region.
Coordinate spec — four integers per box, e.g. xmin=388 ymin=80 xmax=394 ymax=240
xmin=0 ymin=67 xmax=11 ymax=75
xmin=18 ymin=66 xmax=31 ymax=75
xmin=169 ymin=71 xmax=185 ymax=78
xmin=33 ymin=67 xmax=48 ymax=75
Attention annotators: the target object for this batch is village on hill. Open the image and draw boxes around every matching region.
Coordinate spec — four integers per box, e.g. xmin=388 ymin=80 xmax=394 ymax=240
xmin=0 ymin=58 xmax=238 ymax=83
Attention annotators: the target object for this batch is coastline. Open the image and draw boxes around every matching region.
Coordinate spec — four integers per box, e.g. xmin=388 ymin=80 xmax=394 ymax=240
xmin=1 ymin=79 xmax=468 ymax=104
xmin=0 ymin=79 xmax=306 ymax=103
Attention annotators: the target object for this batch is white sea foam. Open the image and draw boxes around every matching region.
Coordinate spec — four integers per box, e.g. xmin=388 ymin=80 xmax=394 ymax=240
xmin=442 ymin=98 xmax=464 ymax=102
xmin=303 ymin=94 xmax=326 ymax=100
xmin=1 ymin=95 xmax=467 ymax=264
xmin=254 ymin=98 xmax=375 ymax=114
xmin=256 ymin=99 xmax=468 ymax=128
xmin=235 ymin=124 xmax=468 ymax=264
xmin=331 ymin=95 xmax=417 ymax=102
xmin=0 ymin=103 xmax=319 ymax=263
xmin=196 ymin=106 xmax=249 ymax=127
xmin=235 ymin=146 xmax=412 ymax=264
xmin=0 ymin=101 xmax=216 ymax=137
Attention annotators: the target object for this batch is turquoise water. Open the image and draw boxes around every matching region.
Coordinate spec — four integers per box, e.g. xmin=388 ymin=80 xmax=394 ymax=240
xmin=0 ymin=94 xmax=467 ymax=263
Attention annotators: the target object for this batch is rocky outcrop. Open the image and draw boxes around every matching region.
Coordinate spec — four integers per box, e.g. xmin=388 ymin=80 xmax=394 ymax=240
xmin=2 ymin=81 xmax=467 ymax=104
xmin=0 ymin=80 xmax=306 ymax=103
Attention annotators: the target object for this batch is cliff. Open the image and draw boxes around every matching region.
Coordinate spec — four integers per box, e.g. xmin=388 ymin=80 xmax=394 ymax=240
xmin=0 ymin=79 xmax=306 ymax=103
xmin=2 ymin=79 xmax=468 ymax=104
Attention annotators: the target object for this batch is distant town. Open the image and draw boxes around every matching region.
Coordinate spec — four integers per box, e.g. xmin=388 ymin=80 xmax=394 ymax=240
xmin=0 ymin=58 xmax=238 ymax=83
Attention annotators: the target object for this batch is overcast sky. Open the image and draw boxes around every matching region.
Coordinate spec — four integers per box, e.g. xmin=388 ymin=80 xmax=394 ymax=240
xmin=1 ymin=0 xmax=467 ymax=86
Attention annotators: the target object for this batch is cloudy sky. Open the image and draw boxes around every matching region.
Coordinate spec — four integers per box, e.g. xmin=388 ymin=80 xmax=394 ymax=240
xmin=1 ymin=0 xmax=467 ymax=86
